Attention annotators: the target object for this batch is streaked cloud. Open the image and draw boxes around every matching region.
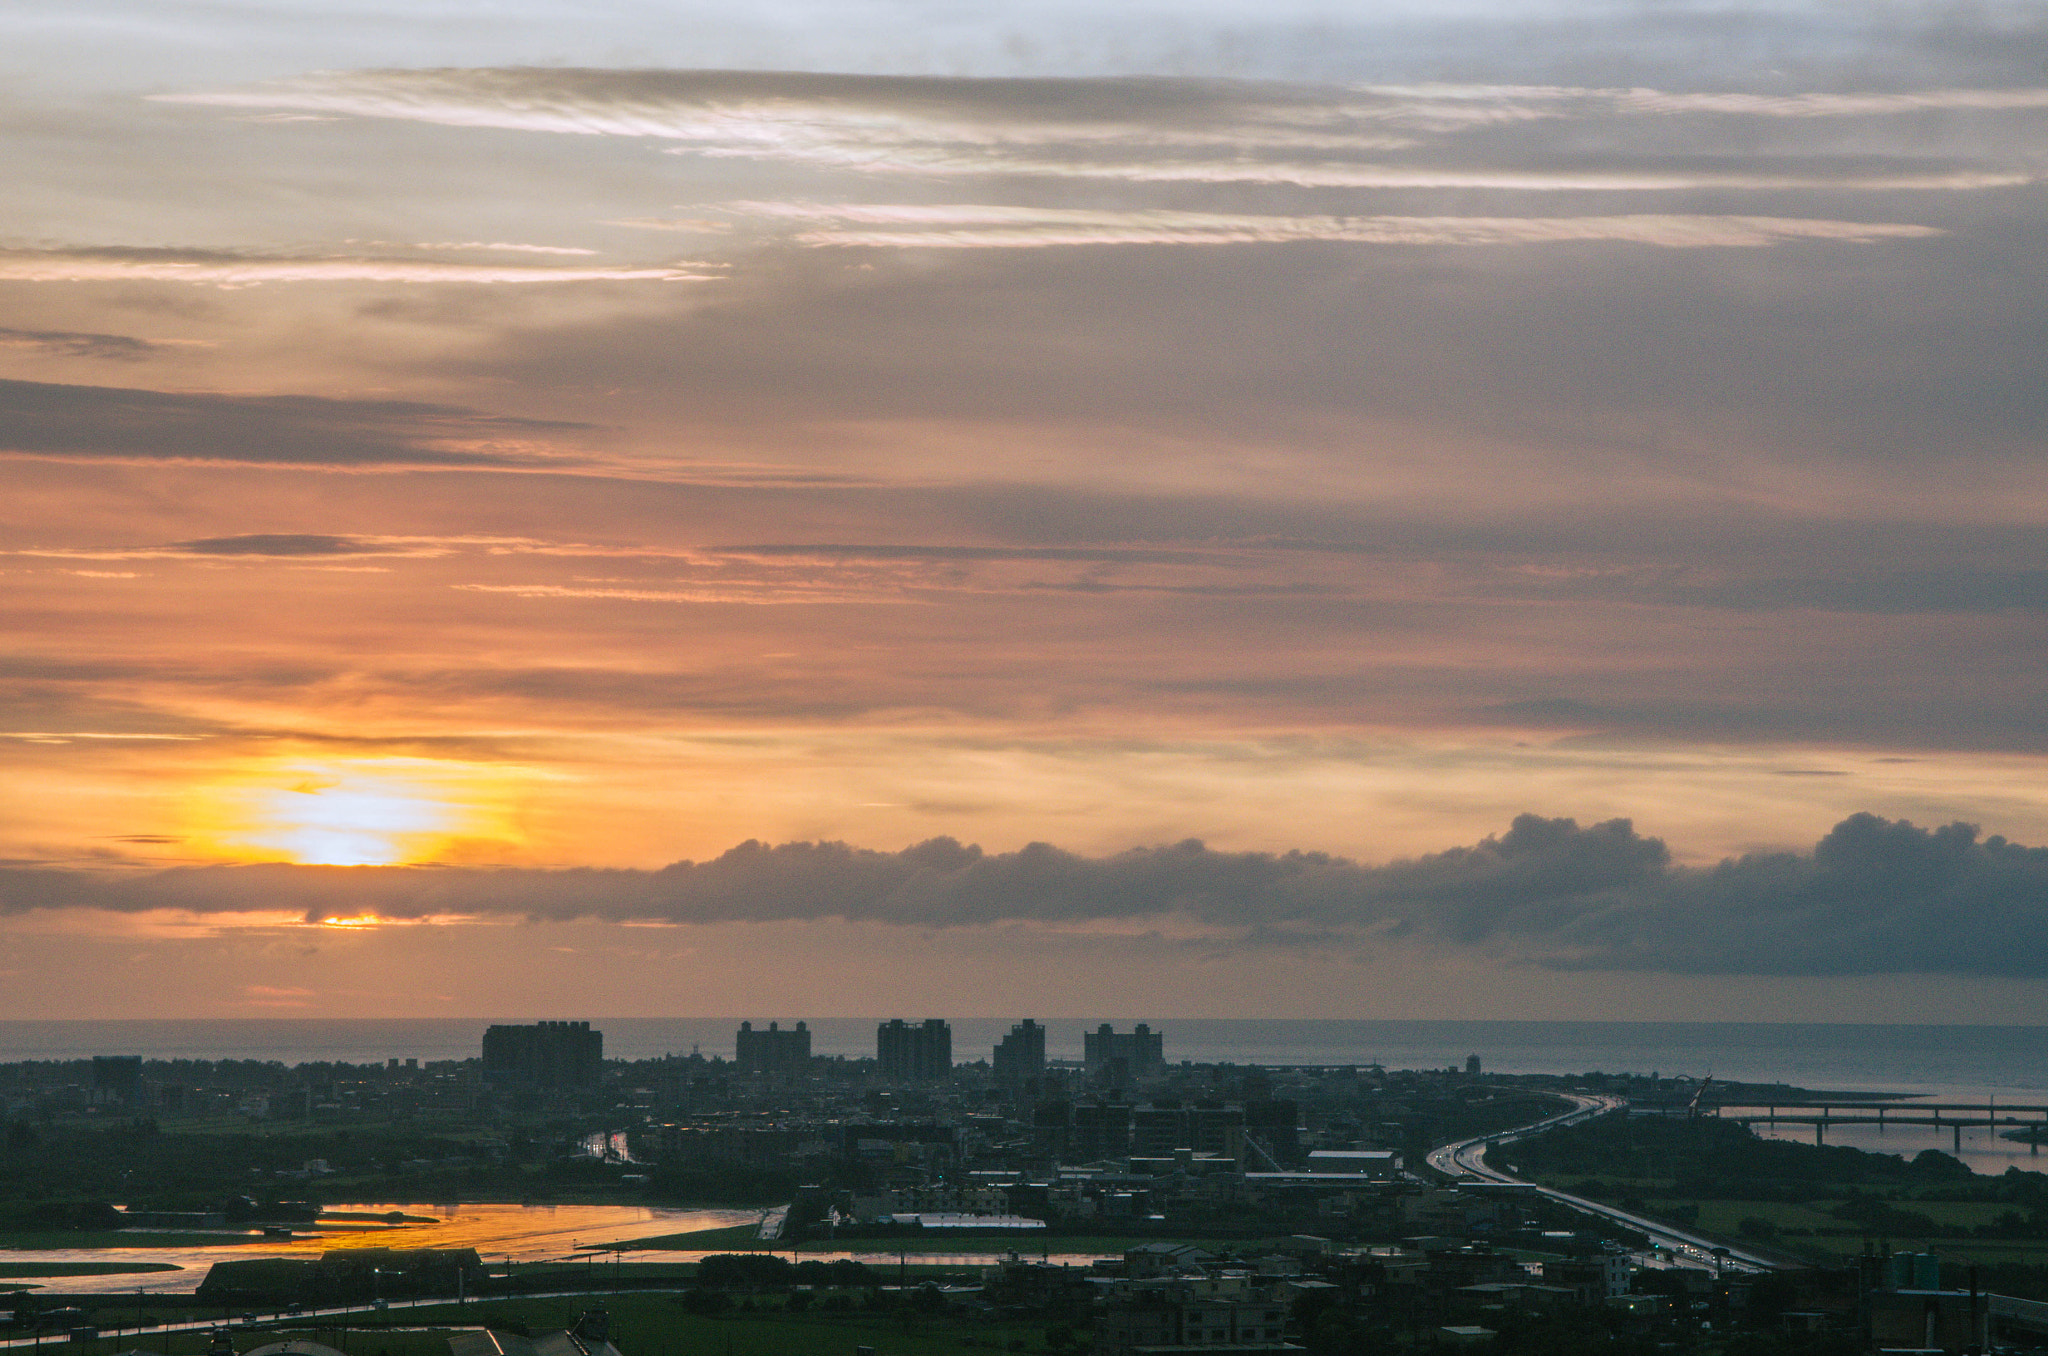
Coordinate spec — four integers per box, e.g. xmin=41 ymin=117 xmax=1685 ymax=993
xmin=0 ymin=378 xmax=588 ymax=468
xmin=730 ymin=202 xmax=1945 ymax=249
xmin=0 ymin=248 xmax=714 ymax=287
xmin=1338 ymin=81 xmax=2048 ymax=124
xmin=164 ymin=533 xmax=424 ymax=558
xmin=0 ymin=732 xmax=202 ymax=743
xmin=159 ymin=67 xmax=2042 ymax=193
xmin=391 ymin=241 xmax=601 ymax=255
xmin=159 ymin=67 xmax=1423 ymax=158
xmin=1611 ymin=86 xmax=2048 ymax=118
xmin=0 ymin=327 xmax=168 ymax=362
xmin=888 ymin=160 xmax=2027 ymax=191
xmin=453 ymin=581 xmax=921 ymax=605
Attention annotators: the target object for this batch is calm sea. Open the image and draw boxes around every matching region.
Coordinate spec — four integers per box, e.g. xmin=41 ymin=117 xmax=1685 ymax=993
xmin=4 ymin=1018 xmax=2042 ymax=1172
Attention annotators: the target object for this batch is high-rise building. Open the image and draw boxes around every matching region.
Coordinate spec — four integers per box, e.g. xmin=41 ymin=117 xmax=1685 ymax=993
xmin=735 ymin=1020 xmax=812 ymax=1074
xmin=481 ymin=1021 xmax=603 ymax=1089
xmin=876 ymin=1018 xmax=952 ymax=1082
xmin=992 ymin=1019 xmax=1047 ymax=1085
xmin=1084 ymin=1023 xmax=1165 ymax=1081
xmin=92 ymin=1055 xmax=143 ymax=1103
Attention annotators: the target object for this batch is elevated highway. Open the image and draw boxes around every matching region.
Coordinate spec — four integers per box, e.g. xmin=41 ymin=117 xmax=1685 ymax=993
xmin=1425 ymin=1093 xmax=1788 ymax=1274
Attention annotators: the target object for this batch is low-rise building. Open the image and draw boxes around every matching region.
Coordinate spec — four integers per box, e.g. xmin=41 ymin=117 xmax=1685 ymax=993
xmin=1094 ymin=1273 xmax=1297 ymax=1356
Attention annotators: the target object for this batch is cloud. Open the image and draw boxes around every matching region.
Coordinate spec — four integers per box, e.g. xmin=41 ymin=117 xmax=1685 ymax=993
xmin=395 ymin=241 xmax=600 ymax=255
xmin=0 ymin=247 xmax=712 ymax=287
xmin=9 ymin=533 xmax=533 ymax=562
xmin=158 ymin=68 xmax=2041 ymax=192
xmin=865 ymin=161 xmax=2026 ymax=191
xmin=1650 ymin=568 xmax=2048 ymax=615
xmin=1610 ymin=87 xmax=2048 ymax=119
xmin=731 ymin=202 xmax=1945 ymax=250
xmin=716 ymin=542 xmax=1227 ymax=565
xmin=453 ymin=581 xmax=919 ymax=605
xmin=0 ymin=732 xmax=200 ymax=743
xmin=160 ymin=67 xmax=1423 ymax=158
xmin=167 ymin=534 xmax=402 ymax=557
xmin=1330 ymin=81 xmax=2048 ymax=125
xmin=0 ymin=378 xmax=588 ymax=469
xmin=4 ymin=814 xmax=2043 ymax=978
xmin=0 ymin=327 xmax=166 ymax=361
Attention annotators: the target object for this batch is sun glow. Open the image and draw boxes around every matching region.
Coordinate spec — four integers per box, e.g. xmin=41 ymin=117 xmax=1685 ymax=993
xmin=185 ymin=757 xmax=526 ymax=865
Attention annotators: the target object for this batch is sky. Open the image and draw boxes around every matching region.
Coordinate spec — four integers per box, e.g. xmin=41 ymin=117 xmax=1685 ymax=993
xmin=2 ymin=0 xmax=2046 ymax=1024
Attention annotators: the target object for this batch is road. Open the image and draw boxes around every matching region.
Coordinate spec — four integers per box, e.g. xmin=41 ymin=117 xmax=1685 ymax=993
xmin=1426 ymin=1093 xmax=1786 ymax=1274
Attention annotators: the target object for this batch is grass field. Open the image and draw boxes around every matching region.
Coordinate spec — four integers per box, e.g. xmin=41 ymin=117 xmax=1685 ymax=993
xmin=606 ymin=1230 xmax=1280 ymax=1259
xmin=612 ymin=1225 xmax=767 ymax=1251
xmin=0 ymin=1230 xmax=267 ymax=1250
xmin=26 ymin=1291 xmax=1062 ymax=1356
xmin=1615 ymin=1196 xmax=2048 ymax=1267
xmin=1519 ymin=1168 xmax=2048 ymax=1268
xmin=0 ymin=1262 xmax=183 ymax=1277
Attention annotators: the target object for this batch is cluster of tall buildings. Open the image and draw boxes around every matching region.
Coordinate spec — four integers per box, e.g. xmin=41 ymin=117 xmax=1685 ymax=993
xmin=721 ymin=1017 xmax=1164 ymax=1086
xmin=479 ymin=1017 xmax=1171 ymax=1089
xmin=481 ymin=1021 xmax=603 ymax=1089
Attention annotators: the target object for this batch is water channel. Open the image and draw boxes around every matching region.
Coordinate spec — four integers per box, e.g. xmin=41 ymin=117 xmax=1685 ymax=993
xmin=1 ymin=1203 xmax=759 ymax=1296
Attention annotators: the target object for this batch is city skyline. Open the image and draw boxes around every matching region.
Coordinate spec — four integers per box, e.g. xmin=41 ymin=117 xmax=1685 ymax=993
xmin=2 ymin=0 xmax=2046 ymax=1024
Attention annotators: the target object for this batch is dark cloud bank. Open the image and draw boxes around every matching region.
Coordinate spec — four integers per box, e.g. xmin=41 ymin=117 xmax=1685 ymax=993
xmin=5 ymin=813 xmax=2045 ymax=978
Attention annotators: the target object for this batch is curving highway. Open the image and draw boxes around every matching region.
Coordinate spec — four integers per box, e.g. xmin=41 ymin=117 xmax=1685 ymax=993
xmin=1426 ymin=1094 xmax=1786 ymax=1274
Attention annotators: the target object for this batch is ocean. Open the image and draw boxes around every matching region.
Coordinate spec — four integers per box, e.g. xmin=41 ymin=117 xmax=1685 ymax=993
xmin=0 ymin=1017 xmax=2040 ymax=1093
xmin=4 ymin=1017 xmax=2042 ymax=1173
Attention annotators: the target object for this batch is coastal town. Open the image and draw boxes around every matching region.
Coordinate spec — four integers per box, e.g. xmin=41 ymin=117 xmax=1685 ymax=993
xmin=5 ymin=1021 xmax=2048 ymax=1355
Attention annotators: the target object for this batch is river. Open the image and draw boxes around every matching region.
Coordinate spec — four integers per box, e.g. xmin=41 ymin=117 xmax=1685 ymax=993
xmin=0 ymin=1203 xmax=758 ymax=1297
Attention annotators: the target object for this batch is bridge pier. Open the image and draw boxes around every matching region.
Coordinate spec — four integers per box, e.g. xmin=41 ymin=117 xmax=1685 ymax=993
xmin=1954 ymin=1123 xmax=1963 ymax=1154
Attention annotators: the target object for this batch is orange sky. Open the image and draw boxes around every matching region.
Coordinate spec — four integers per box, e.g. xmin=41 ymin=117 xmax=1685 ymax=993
xmin=3 ymin=0 xmax=2047 ymax=1020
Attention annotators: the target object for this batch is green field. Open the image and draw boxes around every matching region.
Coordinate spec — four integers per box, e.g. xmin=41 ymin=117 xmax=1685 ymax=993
xmin=0 ymin=1262 xmax=183 ymax=1277
xmin=606 ymin=1229 xmax=1280 ymax=1258
xmin=25 ymin=1292 xmax=1064 ymax=1356
xmin=611 ymin=1224 xmax=768 ymax=1251
xmin=0 ymin=1230 xmax=266 ymax=1250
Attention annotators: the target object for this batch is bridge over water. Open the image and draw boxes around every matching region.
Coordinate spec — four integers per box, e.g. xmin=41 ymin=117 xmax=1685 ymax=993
xmin=1704 ymin=1098 xmax=2048 ymax=1153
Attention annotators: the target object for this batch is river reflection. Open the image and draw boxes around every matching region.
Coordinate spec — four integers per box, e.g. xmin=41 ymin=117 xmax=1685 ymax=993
xmin=2 ymin=1203 xmax=760 ymax=1296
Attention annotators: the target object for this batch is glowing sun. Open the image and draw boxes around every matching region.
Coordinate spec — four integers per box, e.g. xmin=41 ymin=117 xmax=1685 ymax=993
xmin=186 ymin=757 xmax=524 ymax=865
